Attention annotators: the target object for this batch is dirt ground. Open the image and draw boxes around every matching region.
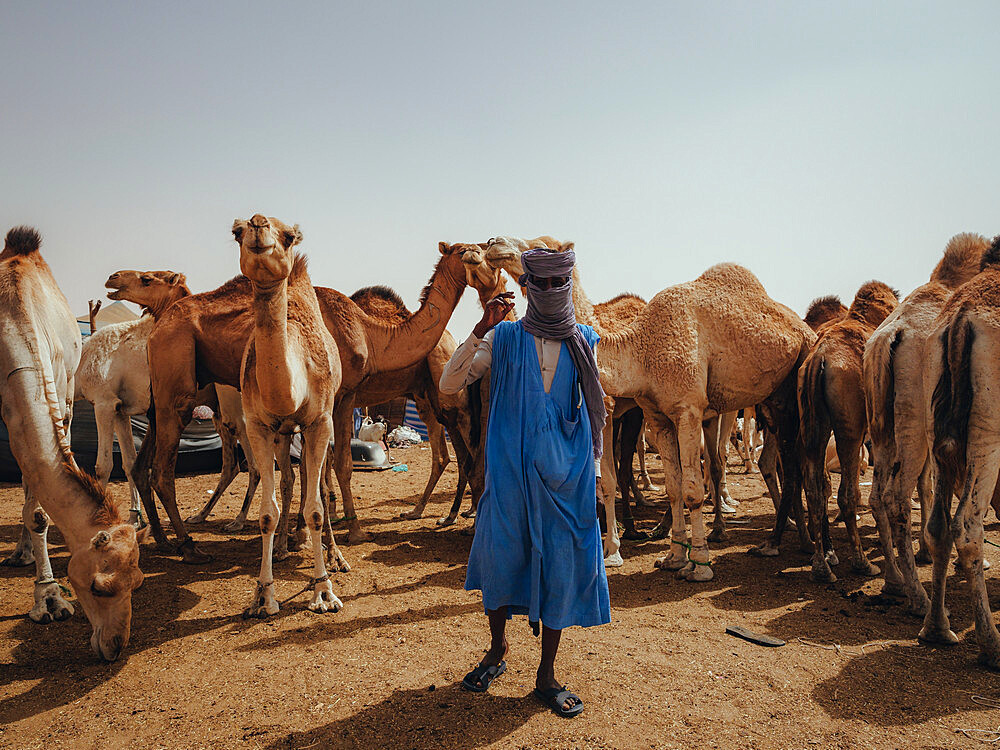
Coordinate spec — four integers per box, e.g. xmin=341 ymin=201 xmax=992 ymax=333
xmin=3 ymin=446 xmax=1000 ymax=749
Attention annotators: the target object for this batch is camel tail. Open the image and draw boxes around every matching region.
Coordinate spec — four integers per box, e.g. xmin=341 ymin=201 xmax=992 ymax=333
xmin=932 ymin=316 xmax=975 ymax=482
xmin=4 ymin=226 xmax=42 ymax=256
xmin=865 ymin=329 xmax=901 ymax=445
xmin=799 ymin=355 xmax=830 ymax=457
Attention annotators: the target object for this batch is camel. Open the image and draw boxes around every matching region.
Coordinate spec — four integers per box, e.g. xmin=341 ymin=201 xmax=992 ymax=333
xmin=75 ymin=270 xmax=191 ymax=525
xmin=918 ymin=236 xmax=1000 ymax=668
xmin=234 ymin=215 xmax=344 ymax=617
xmin=797 ymin=281 xmax=899 ymax=583
xmin=0 ymin=226 xmax=145 ymax=660
xmin=131 ymin=237 xmax=504 ymax=562
xmin=486 ymin=238 xmax=815 ymax=579
xmin=863 ymin=232 xmax=989 ymax=615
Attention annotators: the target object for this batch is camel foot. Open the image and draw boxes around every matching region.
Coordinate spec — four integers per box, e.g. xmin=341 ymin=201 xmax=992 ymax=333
xmin=346 ymin=529 xmax=373 ymax=544
xmin=749 ymin=543 xmax=780 ymax=558
xmin=272 ymin=546 xmax=291 ymax=562
xmin=825 ymin=549 xmax=840 ymax=567
xmin=223 ymin=517 xmax=248 ymax=532
xmin=637 ymin=496 xmax=660 ymax=508
xmin=905 ymin=594 xmax=931 ymax=619
xmin=914 ymin=547 xmax=932 ymax=566
xmin=852 ymin=559 xmax=880 ymax=578
xmin=811 ymin=560 xmax=837 ymax=583
xmin=308 ymin=580 xmax=343 ymax=613
xmin=604 ymin=551 xmax=624 ymax=568
xmin=328 ymin=553 xmax=351 ymax=573
xmin=655 ymin=547 xmax=689 ymax=570
xmin=678 ymin=561 xmax=714 ymax=582
xmin=880 ymin=581 xmax=907 ymax=599
xmin=184 ymin=511 xmax=209 ymax=525
xmin=399 ymin=508 xmax=424 ymax=521
xmin=177 ymin=538 xmax=213 ymax=565
xmin=1 ymin=546 xmax=34 ymax=567
xmin=154 ymin=538 xmax=175 ymax=554
xmin=460 ymin=508 xmax=477 ymax=519
xmin=918 ymin=624 xmax=959 ymax=646
xmin=707 ymin=526 xmax=728 ymax=544
xmin=622 ymin=528 xmax=649 ymax=541
xmin=243 ymin=581 xmax=279 ymax=619
xmin=29 ymin=584 xmax=74 ymax=624
xmin=436 ymin=515 xmax=457 ymax=528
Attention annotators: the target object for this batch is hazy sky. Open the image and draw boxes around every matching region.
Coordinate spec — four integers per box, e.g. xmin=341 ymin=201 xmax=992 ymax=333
xmin=2 ymin=2 xmax=998 ymax=337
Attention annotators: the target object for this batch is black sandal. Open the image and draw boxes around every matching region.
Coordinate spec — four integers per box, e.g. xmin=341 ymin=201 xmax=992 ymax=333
xmin=462 ymin=660 xmax=506 ymax=692
xmin=533 ymin=685 xmax=584 ymax=718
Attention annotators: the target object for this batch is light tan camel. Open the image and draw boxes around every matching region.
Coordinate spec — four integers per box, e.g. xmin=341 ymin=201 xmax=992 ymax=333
xmin=863 ymin=232 xmax=989 ymax=615
xmin=133 ymin=238 xmax=503 ymax=563
xmin=486 ymin=238 xmax=815 ymax=579
xmin=75 ymin=271 xmax=191 ymax=524
xmin=918 ymin=237 xmax=1000 ymax=668
xmin=0 ymin=226 xmax=145 ymax=660
xmin=234 ymin=215 xmax=343 ymax=617
xmin=797 ymin=281 xmax=898 ymax=583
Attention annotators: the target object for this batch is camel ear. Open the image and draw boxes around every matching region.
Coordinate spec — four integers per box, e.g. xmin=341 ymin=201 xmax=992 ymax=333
xmin=283 ymin=224 xmax=303 ymax=249
xmin=439 ymin=242 xmax=453 ymax=255
xmin=166 ymin=272 xmax=183 ymax=286
xmin=92 ymin=530 xmax=111 ymax=549
xmin=560 ymin=242 xmax=575 ymax=252
xmin=135 ymin=524 xmax=150 ymax=544
xmin=232 ymin=219 xmax=247 ymax=243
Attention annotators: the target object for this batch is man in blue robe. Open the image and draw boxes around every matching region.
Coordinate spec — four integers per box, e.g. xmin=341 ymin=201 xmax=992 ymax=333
xmin=439 ymin=247 xmax=611 ymax=718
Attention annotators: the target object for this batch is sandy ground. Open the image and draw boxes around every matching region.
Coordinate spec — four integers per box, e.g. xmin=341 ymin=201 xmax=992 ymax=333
xmin=3 ymin=446 xmax=1000 ymax=749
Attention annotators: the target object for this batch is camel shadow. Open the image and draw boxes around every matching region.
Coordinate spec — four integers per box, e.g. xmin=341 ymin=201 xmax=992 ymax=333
xmin=261 ymin=681 xmax=543 ymax=750
xmin=812 ymin=638 xmax=1000 ymax=726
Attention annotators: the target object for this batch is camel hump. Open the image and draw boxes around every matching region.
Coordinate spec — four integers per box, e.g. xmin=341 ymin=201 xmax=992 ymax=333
xmin=980 ymin=235 xmax=1000 ymax=272
xmin=848 ymin=280 xmax=899 ymax=326
xmin=4 ymin=226 xmax=41 ymax=256
xmin=930 ymin=232 xmax=990 ymax=287
xmin=804 ymin=295 xmax=847 ymax=331
xmin=696 ymin=263 xmax=767 ymax=292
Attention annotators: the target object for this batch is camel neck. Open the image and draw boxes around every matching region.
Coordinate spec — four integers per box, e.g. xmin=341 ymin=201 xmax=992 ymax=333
xmin=250 ymin=279 xmax=299 ymax=415
xmin=144 ymin=286 xmax=192 ymax=320
xmin=367 ymin=254 xmax=466 ymax=373
xmin=594 ymin=328 xmax=639 ymax=399
xmin=570 ymin=267 xmax=597 ymax=327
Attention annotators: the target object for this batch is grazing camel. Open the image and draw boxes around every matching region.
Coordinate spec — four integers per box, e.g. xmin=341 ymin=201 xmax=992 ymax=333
xmin=864 ymin=232 xmax=989 ymax=614
xmin=132 ymin=238 xmax=503 ymax=562
xmin=75 ymin=270 xmax=191 ymax=524
xmin=234 ymin=215 xmax=343 ymax=616
xmin=797 ymin=281 xmax=899 ymax=583
xmin=918 ymin=236 xmax=1000 ymax=668
xmin=0 ymin=226 xmax=145 ymax=660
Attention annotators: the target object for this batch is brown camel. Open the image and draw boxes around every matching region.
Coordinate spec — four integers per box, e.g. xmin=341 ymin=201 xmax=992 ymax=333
xmin=233 ymin=215 xmax=344 ymax=617
xmin=132 ymin=239 xmax=503 ymax=562
xmin=919 ymin=236 xmax=1000 ymax=668
xmin=486 ymin=238 xmax=814 ymax=579
xmin=863 ymin=232 xmax=990 ymax=615
xmin=0 ymin=226 xmax=145 ymax=660
xmin=797 ymin=281 xmax=899 ymax=583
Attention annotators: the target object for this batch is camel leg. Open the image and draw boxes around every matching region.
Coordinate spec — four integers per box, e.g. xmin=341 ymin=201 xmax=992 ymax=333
xmin=803 ymin=432 xmax=836 ymax=581
xmin=835 ymin=435 xmax=878 ymax=577
xmin=637 ymin=418 xmax=658 ymax=494
xmin=914 ymin=459 xmax=933 ymax=564
xmin=273 ymin=434 xmax=298 ymax=559
xmin=758 ymin=429 xmax=782 ymax=513
xmin=332 ymin=397 xmax=369 ymax=544
xmin=243 ymin=421 xmax=280 ymax=618
xmin=112 ymin=414 xmax=143 ymax=526
xmin=866 ymin=435 xmax=906 ymax=599
xmin=703 ymin=415 xmax=729 ymax=544
xmin=150 ymin=406 xmax=212 ymax=564
xmin=22 ymin=489 xmax=74 ymax=623
xmin=93 ymin=402 xmax=117 ymax=489
xmin=226 ymin=419 xmax=261 ymax=533
xmin=322 ymin=443 xmax=337 ymax=518
xmin=885 ymin=436 xmax=932 ymax=615
xmin=439 ymin=416 xmax=473 ymax=527
xmin=650 ymin=417 xmax=688 ymax=570
xmin=918 ymin=471 xmax=959 ymax=646
xmin=132 ymin=416 xmax=168 ymax=550
xmin=599 ymin=416 xmax=623 ymax=566
xmin=186 ymin=418 xmax=239 ymax=525
xmin=616 ymin=407 xmax=648 ymax=540
xmin=401 ymin=398 xmax=449 ymax=520
xmin=318 ymin=441 xmax=349 ymax=572
xmin=676 ymin=409 xmax=713 ymax=582
xmin=1 ymin=522 xmax=33 ymax=567
xmin=301 ymin=419 xmax=343 ymax=614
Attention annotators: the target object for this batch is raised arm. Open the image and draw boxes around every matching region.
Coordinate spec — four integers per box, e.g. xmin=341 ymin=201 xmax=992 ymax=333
xmin=439 ymin=292 xmax=514 ymax=394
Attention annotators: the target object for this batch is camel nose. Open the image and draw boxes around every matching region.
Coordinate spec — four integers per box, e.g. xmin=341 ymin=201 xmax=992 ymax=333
xmin=250 ymin=214 xmax=269 ymax=229
xmin=102 ymin=635 xmax=124 ymax=662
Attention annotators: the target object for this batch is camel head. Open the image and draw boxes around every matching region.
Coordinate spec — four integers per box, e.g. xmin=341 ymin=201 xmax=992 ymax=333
xmin=105 ymin=270 xmax=190 ymax=317
xmin=233 ymin=214 xmax=303 ymax=286
xmin=67 ymin=522 xmax=147 ymax=661
xmin=447 ymin=241 xmax=509 ymax=305
xmin=484 ymin=236 xmax=573 ymax=294
xmin=848 ymin=281 xmax=899 ymax=327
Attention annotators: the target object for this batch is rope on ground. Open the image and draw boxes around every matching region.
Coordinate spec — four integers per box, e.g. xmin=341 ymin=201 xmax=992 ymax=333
xmin=793 ymin=638 xmax=897 ymax=658
xmin=953 ymin=696 xmax=1000 ymax=743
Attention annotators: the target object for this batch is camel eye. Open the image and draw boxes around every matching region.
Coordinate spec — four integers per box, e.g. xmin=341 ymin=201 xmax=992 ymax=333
xmin=140 ymin=276 xmax=152 ymax=285
xmin=91 ymin=580 xmax=114 ymax=598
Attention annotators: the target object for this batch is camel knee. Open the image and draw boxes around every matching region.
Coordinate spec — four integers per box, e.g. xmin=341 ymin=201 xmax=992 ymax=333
xmin=26 ymin=507 xmax=48 ymax=534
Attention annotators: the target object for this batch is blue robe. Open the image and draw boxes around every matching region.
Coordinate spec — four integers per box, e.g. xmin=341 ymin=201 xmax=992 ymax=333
xmin=465 ymin=320 xmax=611 ymax=630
